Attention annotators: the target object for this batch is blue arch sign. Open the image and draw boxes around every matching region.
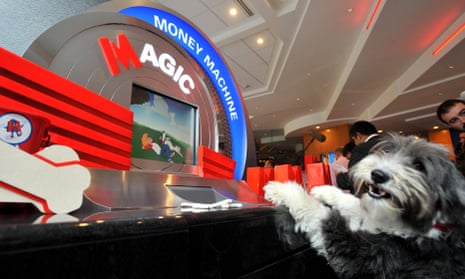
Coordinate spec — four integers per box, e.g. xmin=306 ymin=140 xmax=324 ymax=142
xmin=119 ymin=6 xmax=247 ymax=179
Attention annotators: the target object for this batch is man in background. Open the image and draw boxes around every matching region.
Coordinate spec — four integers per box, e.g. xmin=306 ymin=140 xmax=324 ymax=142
xmin=436 ymin=99 xmax=465 ymax=131
xmin=437 ymin=99 xmax=465 ymax=175
xmin=332 ymin=146 xmax=349 ymax=174
xmin=336 ymin=121 xmax=380 ymax=193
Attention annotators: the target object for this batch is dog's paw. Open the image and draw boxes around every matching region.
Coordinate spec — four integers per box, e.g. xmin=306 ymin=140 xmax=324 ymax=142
xmin=310 ymin=185 xmax=346 ymax=206
xmin=264 ymin=181 xmax=305 ymax=206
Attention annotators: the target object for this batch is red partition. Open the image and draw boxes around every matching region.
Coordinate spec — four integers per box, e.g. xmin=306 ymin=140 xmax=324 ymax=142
xmin=274 ymin=164 xmax=295 ymax=183
xmin=264 ymin=167 xmax=274 ymax=183
xmin=198 ymin=146 xmax=236 ymax=179
xmin=306 ymin=163 xmax=331 ymax=191
xmin=292 ymin=166 xmax=303 ymax=185
xmin=246 ymin=166 xmax=275 ymax=196
xmin=0 ymin=47 xmax=133 ymax=170
xmin=246 ymin=167 xmax=265 ymax=196
xmin=304 ymin=155 xmax=318 ymax=166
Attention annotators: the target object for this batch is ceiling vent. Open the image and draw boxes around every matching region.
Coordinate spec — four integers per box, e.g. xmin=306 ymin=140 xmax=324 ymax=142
xmin=234 ymin=0 xmax=254 ymax=17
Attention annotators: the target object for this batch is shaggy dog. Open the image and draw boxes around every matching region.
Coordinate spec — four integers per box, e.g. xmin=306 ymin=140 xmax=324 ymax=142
xmin=264 ymin=134 xmax=465 ymax=278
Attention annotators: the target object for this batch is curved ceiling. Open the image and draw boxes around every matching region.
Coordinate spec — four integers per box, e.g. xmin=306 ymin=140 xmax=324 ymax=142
xmin=159 ymin=0 xmax=465 ymax=137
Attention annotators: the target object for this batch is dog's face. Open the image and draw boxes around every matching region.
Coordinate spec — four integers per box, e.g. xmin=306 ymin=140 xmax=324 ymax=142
xmin=351 ymin=133 xmax=465 ymax=233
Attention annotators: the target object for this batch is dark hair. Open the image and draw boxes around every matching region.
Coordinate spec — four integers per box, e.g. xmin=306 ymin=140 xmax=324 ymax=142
xmin=436 ymin=99 xmax=465 ymax=124
xmin=349 ymin=121 xmax=377 ymax=137
xmin=342 ymin=141 xmax=355 ymax=157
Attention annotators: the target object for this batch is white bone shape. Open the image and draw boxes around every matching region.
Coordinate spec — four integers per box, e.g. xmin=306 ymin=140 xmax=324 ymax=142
xmin=0 ymin=141 xmax=91 ymax=214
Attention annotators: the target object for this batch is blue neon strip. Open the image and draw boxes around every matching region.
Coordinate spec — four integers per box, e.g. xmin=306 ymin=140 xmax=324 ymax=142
xmin=119 ymin=6 xmax=247 ymax=179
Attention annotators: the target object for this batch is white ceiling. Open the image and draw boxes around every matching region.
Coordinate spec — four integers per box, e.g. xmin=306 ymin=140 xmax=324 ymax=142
xmin=157 ymin=0 xmax=465 ymax=138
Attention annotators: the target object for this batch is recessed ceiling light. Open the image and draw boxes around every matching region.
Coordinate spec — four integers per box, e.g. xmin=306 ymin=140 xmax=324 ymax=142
xmin=347 ymin=8 xmax=353 ymax=13
xmin=433 ymin=125 xmax=439 ymax=130
xmin=448 ymin=65 xmax=455 ymax=69
xmin=229 ymin=7 xmax=238 ymax=16
xmin=256 ymin=37 xmax=264 ymax=45
xmin=316 ymin=125 xmax=320 ymax=129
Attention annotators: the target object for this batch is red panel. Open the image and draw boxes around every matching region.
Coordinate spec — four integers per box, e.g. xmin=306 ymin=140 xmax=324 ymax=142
xmin=263 ymin=168 xmax=274 ymax=183
xmin=246 ymin=167 xmax=265 ymax=196
xmin=306 ymin=163 xmax=331 ymax=191
xmin=304 ymin=155 xmax=318 ymax=165
xmin=198 ymin=146 xmax=236 ymax=179
xmin=0 ymin=47 xmax=133 ymax=170
xmin=273 ymin=164 xmax=294 ymax=183
xmin=292 ymin=166 xmax=303 ymax=185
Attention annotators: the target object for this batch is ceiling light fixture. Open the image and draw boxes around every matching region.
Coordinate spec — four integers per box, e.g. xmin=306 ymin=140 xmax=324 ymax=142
xmin=365 ymin=0 xmax=382 ymax=30
xmin=229 ymin=7 xmax=238 ymax=16
xmin=234 ymin=0 xmax=254 ymax=17
xmin=405 ymin=113 xmax=435 ymax=122
xmin=256 ymin=37 xmax=264 ymax=45
xmin=432 ymin=22 xmax=465 ymax=56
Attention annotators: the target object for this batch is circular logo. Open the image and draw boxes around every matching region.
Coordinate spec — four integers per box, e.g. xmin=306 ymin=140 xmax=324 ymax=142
xmin=0 ymin=113 xmax=33 ymax=146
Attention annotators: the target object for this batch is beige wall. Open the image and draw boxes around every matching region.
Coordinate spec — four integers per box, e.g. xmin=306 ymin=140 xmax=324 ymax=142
xmin=304 ymin=124 xmax=351 ymax=157
xmin=428 ymin=129 xmax=455 ymax=160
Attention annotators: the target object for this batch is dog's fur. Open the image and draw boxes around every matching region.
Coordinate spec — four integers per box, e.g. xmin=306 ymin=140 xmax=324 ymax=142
xmin=264 ymin=134 xmax=465 ymax=278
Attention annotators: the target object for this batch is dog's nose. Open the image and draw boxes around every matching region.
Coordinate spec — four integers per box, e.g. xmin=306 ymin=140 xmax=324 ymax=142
xmin=371 ymin=169 xmax=390 ymax=184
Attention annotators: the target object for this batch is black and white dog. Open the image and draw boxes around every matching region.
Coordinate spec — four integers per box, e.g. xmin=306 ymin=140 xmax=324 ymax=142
xmin=264 ymin=134 xmax=465 ymax=278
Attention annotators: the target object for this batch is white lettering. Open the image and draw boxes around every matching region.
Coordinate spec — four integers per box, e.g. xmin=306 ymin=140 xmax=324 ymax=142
xmin=173 ymin=65 xmax=184 ymax=82
xmin=139 ymin=42 xmax=195 ymax=94
xmin=159 ymin=53 xmax=176 ymax=76
xmin=153 ymin=15 xmax=203 ymax=56
xmin=196 ymin=44 xmax=203 ymax=55
xmin=203 ymin=55 xmax=238 ymax=121
xmin=140 ymin=43 xmax=160 ymax=67
xmin=179 ymin=75 xmax=195 ymax=95
xmin=152 ymin=16 xmax=238 ymax=119
xmin=218 ymin=77 xmax=226 ymax=88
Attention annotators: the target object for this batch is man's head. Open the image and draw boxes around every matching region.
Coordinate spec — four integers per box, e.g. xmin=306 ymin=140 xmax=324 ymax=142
xmin=436 ymin=99 xmax=465 ymax=131
xmin=335 ymin=147 xmax=344 ymax=158
xmin=349 ymin=121 xmax=377 ymax=145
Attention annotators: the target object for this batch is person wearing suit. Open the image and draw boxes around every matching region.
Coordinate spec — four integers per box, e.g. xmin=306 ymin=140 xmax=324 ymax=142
xmin=336 ymin=121 xmax=380 ymax=194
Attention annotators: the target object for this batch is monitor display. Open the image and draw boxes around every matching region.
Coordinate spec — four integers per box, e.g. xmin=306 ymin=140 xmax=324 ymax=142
xmin=328 ymin=151 xmax=335 ymax=164
xmin=130 ymin=85 xmax=198 ymax=165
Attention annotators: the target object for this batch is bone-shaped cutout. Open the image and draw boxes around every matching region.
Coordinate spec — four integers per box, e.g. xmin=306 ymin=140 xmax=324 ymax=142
xmin=0 ymin=141 xmax=91 ymax=214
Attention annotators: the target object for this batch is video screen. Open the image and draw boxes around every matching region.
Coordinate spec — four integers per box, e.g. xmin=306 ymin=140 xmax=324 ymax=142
xmin=130 ymin=85 xmax=197 ymax=165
